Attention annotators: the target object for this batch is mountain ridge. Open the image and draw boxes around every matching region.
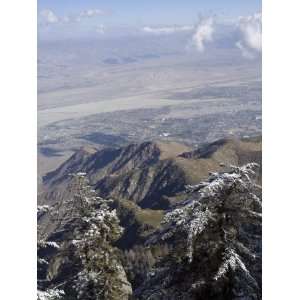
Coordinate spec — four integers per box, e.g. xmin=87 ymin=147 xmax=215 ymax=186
xmin=41 ymin=137 xmax=261 ymax=210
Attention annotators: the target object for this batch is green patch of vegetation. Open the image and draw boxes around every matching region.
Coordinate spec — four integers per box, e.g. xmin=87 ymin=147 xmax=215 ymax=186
xmin=135 ymin=208 xmax=164 ymax=228
xmin=116 ymin=198 xmax=163 ymax=228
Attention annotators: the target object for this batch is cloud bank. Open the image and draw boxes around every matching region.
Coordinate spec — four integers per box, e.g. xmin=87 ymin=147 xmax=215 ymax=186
xmin=39 ymin=8 xmax=108 ymax=26
xmin=76 ymin=9 xmax=107 ymax=22
xmin=95 ymin=25 xmax=105 ymax=34
xmin=142 ymin=25 xmax=193 ymax=35
xmin=191 ymin=17 xmax=215 ymax=52
xmin=80 ymin=9 xmax=106 ymax=18
xmin=38 ymin=8 xmax=261 ymax=59
xmin=39 ymin=10 xmax=59 ymax=26
xmin=236 ymin=13 xmax=262 ymax=58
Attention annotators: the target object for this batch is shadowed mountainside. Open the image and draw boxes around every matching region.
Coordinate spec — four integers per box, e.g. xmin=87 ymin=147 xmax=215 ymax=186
xmin=38 ymin=137 xmax=261 ymax=248
xmin=41 ymin=137 xmax=261 ymax=210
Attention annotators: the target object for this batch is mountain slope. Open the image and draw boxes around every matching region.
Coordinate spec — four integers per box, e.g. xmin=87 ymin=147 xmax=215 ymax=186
xmin=41 ymin=137 xmax=261 ymax=211
xmin=38 ymin=137 xmax=262 ymax=299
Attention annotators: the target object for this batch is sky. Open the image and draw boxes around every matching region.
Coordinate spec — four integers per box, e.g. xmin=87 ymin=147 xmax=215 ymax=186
xmin=38 ymin=0 xmax=261 ymax=27
xmin=38 ymin=0 xmax=261 ymax=59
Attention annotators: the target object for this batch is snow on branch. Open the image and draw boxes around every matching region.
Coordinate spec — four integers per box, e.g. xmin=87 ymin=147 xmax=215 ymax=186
xmin=37 ymin=205 xmax=52 ymax=219
xmin=156 ymin=163 xmax=260 ymax=262
xmin=37 ymin=289 xmax=64 ymax=300
xmin=38 ymin=240 xmax=60 ymax=249
xmin=214 ymin=247 xmax=249 ymax=280
xmin=214 ymin=247 xmax=259 ymax=289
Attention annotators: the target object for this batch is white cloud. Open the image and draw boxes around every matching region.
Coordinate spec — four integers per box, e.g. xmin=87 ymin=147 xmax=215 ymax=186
xmin=236 ymin=41 xmax=255 ymax=59
xmin=236 ymin=13 xmax=261 ymax=58
xmin=95 ymin=25 xmax=105 ymax=34
xmin=142 ymin=25 xmax=193 ymax=35
xmin=61 ymin=16 xmax=71 ymax=24
xmin=76 ymin=9 xmax=106 ymax=22
xmin=39 ymin=8 xmax=108 ymax=26
xmin=191 ymin=17 xmax=215 ymax=52
xmin=39 ymin=10 xmax=59 ymax=25
xmin=80 ymin=9 xmax=106 ymax=18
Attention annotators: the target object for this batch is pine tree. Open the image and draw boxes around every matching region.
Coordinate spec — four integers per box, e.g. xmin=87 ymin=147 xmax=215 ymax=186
xmin=136 ymin=163 xmax=262 ymax=300
xmin=37 ymin=173 xmax=132 ymax=300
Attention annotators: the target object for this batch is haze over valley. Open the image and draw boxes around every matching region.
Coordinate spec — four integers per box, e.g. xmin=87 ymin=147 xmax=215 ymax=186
xmin=38 ymin=30 xmax=261 ymax=182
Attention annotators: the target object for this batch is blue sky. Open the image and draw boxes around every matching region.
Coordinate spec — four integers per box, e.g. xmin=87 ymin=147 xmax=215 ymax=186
xmin=38 ymin=0 xmax=261 ymax=26
xmin=38 ymin=0 xmax=261 ymax=46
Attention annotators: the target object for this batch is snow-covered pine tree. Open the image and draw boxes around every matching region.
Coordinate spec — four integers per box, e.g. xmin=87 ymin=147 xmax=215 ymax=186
xmin=37 ymin=173 xmax=132 ymax=300
xmin=136 ymin=163 xmax=262 ymax=300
